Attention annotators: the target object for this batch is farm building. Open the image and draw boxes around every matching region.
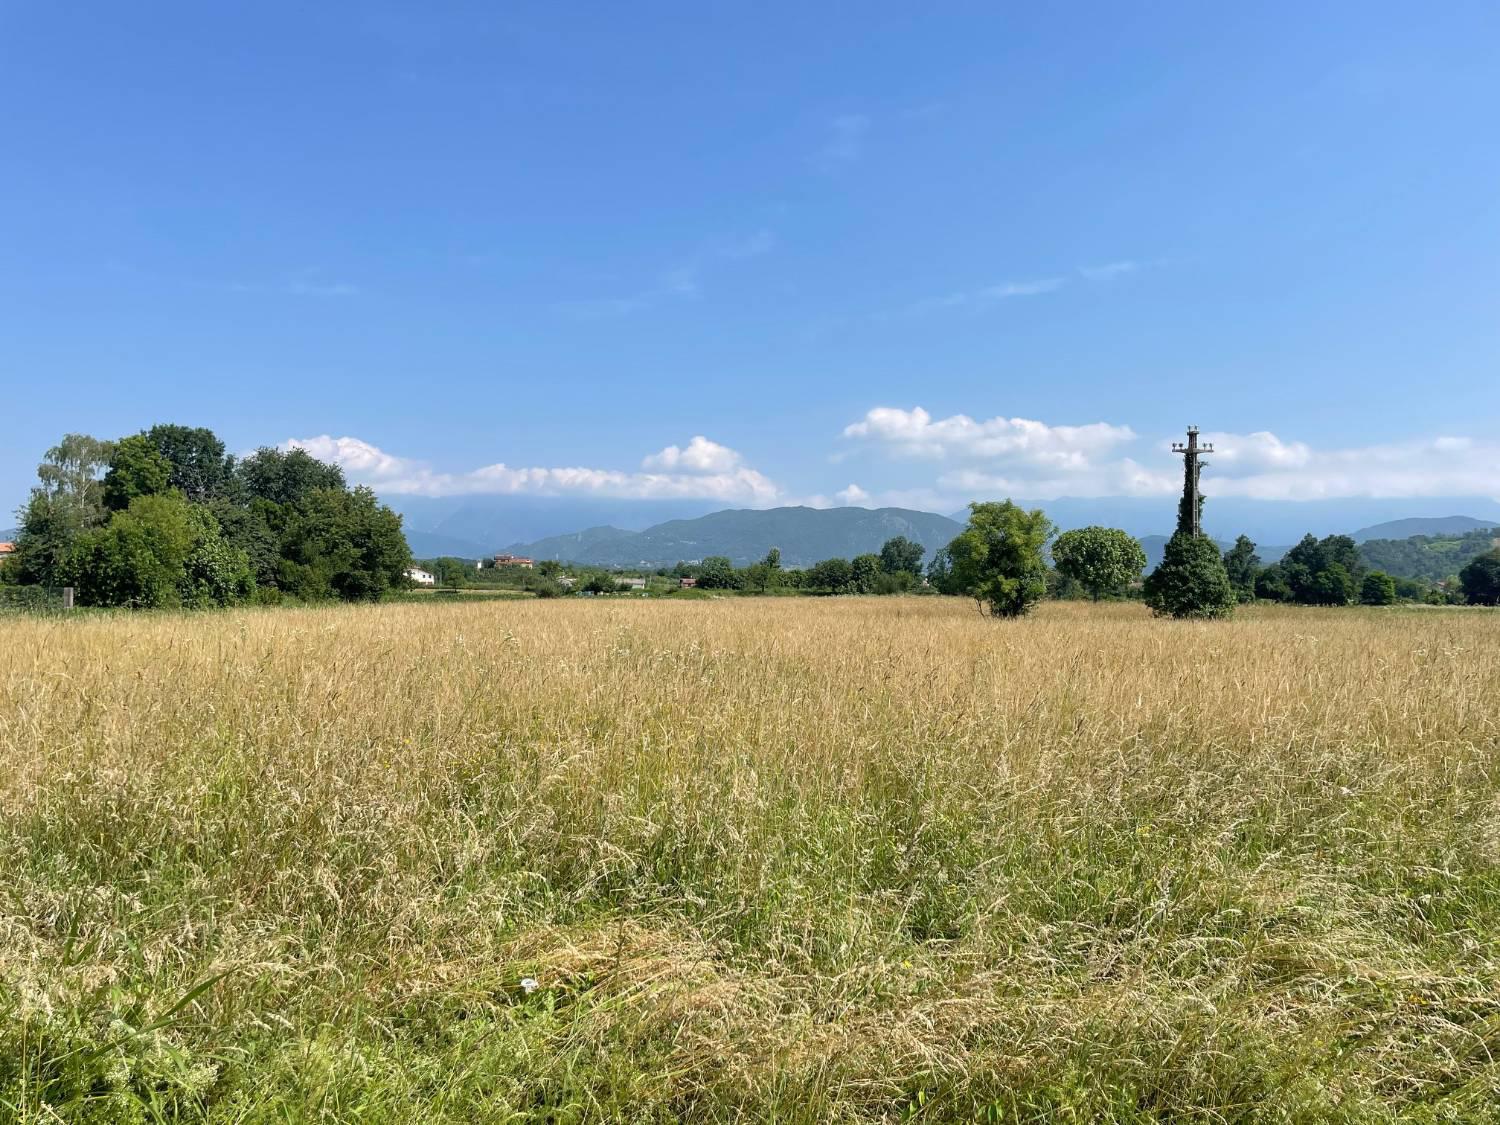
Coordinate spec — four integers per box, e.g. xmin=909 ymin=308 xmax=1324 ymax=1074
xmin=406 ymin=567 xmax=436 ymax=586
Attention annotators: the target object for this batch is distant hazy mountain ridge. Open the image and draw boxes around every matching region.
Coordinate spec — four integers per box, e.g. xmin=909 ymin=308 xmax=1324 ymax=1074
xmin=505 ymin=506 xmax=963 ymax=568
xmin=1351 ymin=516 xmax=1497 ymax=542
xmin=403 ymin=500 xmax=1499 ymax=580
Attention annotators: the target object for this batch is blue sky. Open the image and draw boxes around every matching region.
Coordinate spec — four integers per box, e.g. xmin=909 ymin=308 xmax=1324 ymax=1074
xmin=5 ymin=1 xmax=1499 ymax=529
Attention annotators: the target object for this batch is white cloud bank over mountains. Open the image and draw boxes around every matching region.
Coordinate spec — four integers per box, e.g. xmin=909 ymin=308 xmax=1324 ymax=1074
xmin=285 ymin=410 xmax=1499 ymax=511
xmin=284 ymin=435 xmax=781 ymax=505
xmin=839 ymin=408 xmax=1500 ymax=506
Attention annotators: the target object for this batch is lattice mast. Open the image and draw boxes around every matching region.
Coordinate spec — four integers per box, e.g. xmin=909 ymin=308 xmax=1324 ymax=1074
xmin=1171 ymin=426 xmax=1214 ymax=537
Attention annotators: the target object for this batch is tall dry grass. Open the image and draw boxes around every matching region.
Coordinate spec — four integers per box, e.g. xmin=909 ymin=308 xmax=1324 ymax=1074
xmin=2 ymin=597 xmax=1499 ymax=1121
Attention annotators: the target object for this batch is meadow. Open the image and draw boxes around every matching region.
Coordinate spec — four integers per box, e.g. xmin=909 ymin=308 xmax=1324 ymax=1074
xmin=2 ymin=597 xmax=1498 ymax=1122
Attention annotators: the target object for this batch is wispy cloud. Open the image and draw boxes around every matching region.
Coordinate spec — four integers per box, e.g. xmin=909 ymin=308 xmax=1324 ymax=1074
xmin=1078 ymin=260 xmax=1138 ymax=282
xmin=816 ymin=114 xmax=871 ymax=167
xmin=908 ymin=277 xmax=1066 ymax=313
xmin=900 ymin=100 xmax=949 ymax=121
xmin=712 ymin=229 xmax=776 ymax=260
xmin=909 ymin=258 xmax=1156 ymax=313
xmin=556 ymin=230 xmax=772 ymax=317
xmin=284 ymin=434 xmax=782 ymax=504
xmin=555 ymin=265 xmax=697 ymax=318
xmin=284 ymin=279 xmax=360 ymax=297
xmin=227 ymin=270 xmax=361 ymax=298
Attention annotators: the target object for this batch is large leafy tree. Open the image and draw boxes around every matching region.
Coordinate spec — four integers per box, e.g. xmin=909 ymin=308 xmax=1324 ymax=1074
xmin=12 ymin=433 xmax=114 ymax=585
xmin=944 ymin=501 xmax=1053 ymax=618
xmin=144 ymin=424 xmax=235 ymax=502
xmin=207 ymin=500 xmax=282 ymax=589
xmin=237 ymin=447 xmax=347 ymax=507
xmin=276 ymin=486 xmax=411 ymax=602
xmin=1143 ymin=532 xmax=1237 ymax=619
xmin=878 ymin=536 xmax=926 ymax=577
xmin=926 ymin=546 xmax=959 ymax=594
xmin=1281 ymin=534 xmax=1364 ymax=605
xmin=695 ymin=556 xmax=738 ymax=590
xmin=65 ymin=492 xmax=252 ymax=608
xmin=1460 ymin=550 xmax=1500 ymax=605
xmin=1051 ymin=526 xmax=1146 ymax=601
xmin=1221 ymin=535 xmax=1261 ymax=602
xmin=1360 ymin=571 xmax=1397 ymax=605
xmin=849 ymin=553 xmax=882 ymax=594
xmin=1254 ymin=563 xmax=1292 ymax=602
xmin=809 ymin=557 xmax=853 ymax=593
xmin=103 ymin=434 xmax=173 ymax=512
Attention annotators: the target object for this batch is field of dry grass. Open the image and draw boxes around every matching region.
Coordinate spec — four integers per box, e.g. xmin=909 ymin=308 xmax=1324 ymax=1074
xmin=3 ymin=597 xmax=1499 ymax=1121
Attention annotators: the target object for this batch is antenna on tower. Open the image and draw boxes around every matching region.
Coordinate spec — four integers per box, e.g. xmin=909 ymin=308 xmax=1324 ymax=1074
xmin=1171 ymin=426 xmax=1214 ymax=537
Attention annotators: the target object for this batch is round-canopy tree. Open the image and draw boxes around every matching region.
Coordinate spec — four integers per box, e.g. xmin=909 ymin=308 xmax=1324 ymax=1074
xmin=944 ymin=500 xmax=1054 ymax=618
xmin=102 ymin=434 xmax=173 ymax=512
xmin=1460 ymin=549 xmax=1500 ymax=606
xmin=1051 ymin=526 xmax=1147 ymax=601
xmin=1142 ymin=532 xmax=1237 ymax=619
xmin=878 ymin=535 xmax=926 ymax=577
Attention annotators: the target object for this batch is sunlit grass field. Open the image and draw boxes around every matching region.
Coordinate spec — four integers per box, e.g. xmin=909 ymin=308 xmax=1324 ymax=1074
xmin=3 ymin=597 xmax=1499 ymax=1122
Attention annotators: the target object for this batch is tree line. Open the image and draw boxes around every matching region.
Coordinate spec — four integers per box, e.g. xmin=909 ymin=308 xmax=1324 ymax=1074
xmin=3 ymin=427 xmax=411 ymax=607
xmin=425 ymin=502 xmax=1500 ymax=612
xmin=920 ymin=500 xmax=1500 ymax=618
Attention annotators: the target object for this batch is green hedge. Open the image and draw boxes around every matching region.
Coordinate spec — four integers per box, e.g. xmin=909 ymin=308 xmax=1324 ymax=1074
xmin=0 ymin=585 xmax=65 ymax=613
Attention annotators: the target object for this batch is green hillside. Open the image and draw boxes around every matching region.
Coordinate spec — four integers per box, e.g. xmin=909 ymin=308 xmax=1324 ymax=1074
xmin=1358 ymin=526 xmax=1500 ymax=580
xmin=508 ymin=506 xmax=963 ymax=568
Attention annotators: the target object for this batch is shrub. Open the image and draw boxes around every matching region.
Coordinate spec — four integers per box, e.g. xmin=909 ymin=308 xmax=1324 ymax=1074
xmin=1459 ymin=550 xmax=1500 ymax=606
xmin=1360 ymin=571 xmax=1397 ymax=606
xmin=1142 ymin=532 xmax=1236 ymax=619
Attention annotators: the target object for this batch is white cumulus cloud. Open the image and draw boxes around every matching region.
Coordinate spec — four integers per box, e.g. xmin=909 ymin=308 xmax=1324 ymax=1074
xmin=283 ymin=435 xmax=781 ymax=504
xmin=835 ymin=483 xmax=871 ymax=506
xmin=1193 ymin=430 xmax=1313 ymax=470
xmin=843 ymin=407 xmax=1137 ymax=469
xmin=641 ymin=435 xmax=743 ymax=473
xmin=1200 ymin=433 xmax=1500 ymax=501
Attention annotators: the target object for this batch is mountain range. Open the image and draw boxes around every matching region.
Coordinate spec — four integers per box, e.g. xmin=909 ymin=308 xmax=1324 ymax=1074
xmin=389 ymin=494 xmax=1500 ymax=561
xmin=421 ymin=508 xmax=1496 ymax=575
xmin=1349 ymin=515 xmax=1496 ymax=542
xmin=502 ymin=507 xmax=963 ymax=569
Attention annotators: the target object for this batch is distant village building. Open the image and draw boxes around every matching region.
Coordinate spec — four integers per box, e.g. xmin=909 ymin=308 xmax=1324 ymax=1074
xmin=493 ymin=553 xmax=535 ymax=568
xmin=0 ymin=541 xmax=15 ymax=558
xmin=406 ymin=566 xmax=436 ymax=586
xmin=616 ymin=576 xmax=647 ymax=590
xmin=679 ymin=576 xmax=698 ymax=588
xmin=557 ymin=575 xmax=577 ymax=588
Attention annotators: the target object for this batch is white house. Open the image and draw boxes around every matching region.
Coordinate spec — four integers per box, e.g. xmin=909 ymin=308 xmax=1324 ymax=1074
xmin=406 ymin=566 xmax=436 ymax=586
